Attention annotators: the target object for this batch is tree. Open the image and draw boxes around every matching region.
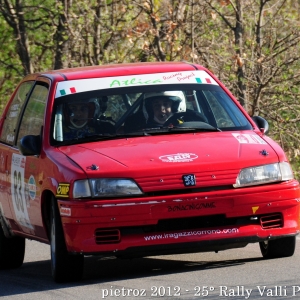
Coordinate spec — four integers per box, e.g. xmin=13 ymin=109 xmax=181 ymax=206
xmin=0 ymin=0 xmax=33 ymax=75
xmin=0 ymin=0 xmax=300 ymax=176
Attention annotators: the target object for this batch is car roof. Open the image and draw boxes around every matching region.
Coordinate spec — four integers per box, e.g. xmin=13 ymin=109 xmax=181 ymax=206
xmin=23 ymin=61 xmax=206 ymax=81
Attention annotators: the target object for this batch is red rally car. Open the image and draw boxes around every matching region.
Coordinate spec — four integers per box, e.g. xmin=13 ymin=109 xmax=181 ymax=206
xmin=0 ymin=62 xmax=299 ymax=282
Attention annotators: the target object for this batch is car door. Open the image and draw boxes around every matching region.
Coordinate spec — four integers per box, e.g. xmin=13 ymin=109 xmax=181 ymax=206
xmin=4 ymin=80 xmax=49 ymax=237
xmin=0 ymin=81 xmax=34 ymax=233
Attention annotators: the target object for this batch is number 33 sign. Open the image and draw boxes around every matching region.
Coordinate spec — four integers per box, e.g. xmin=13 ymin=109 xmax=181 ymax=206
xmin=11 ymin=153 xmax=33 ymax=229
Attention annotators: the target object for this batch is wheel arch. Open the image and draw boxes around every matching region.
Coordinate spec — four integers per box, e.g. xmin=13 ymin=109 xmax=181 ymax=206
xmin=41 ymin=189 xmax=56 ymax=242
xmin=0 ymin=207 xmax=14 ymax=238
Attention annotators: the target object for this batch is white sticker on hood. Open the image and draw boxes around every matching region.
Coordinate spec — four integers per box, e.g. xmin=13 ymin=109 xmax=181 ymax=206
xmin=159 ymin=153 xmax=198 ymax=163
xmin=232 ymin=133 xmax=267 ymax=144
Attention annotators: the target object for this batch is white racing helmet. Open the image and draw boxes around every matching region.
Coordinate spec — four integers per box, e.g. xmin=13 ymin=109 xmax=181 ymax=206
xmin=143 ymin=91 xmax=186 ymax=121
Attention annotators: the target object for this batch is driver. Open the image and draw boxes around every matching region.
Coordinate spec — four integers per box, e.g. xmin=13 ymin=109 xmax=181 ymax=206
xmin=63 ymin=98 xmax=115 ymax=140
xmin=144 ymin=91 xmax=186 ymax=128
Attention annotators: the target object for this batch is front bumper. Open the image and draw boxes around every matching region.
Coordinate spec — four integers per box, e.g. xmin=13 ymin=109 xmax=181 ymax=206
xmin=58 ymin=180 xmax=300 ymax=255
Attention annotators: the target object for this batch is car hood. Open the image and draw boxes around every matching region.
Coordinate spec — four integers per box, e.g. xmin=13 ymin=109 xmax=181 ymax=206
xmin=59 ymin=131 xmax=279 ymax=190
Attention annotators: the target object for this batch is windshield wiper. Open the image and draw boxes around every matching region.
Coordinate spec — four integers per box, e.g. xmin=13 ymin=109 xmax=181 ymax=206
xmin=56 ymin=133 xmax=120 ymax=145
xmin=57 ymin=126 xmax=221 ymax=145
xmin=166 ymin=126 xmax=222 ymax=132
xmin=59 ymin=131 xmax=154 ymax=144
xmin=135 ymin=124 xmax=222 ymax=134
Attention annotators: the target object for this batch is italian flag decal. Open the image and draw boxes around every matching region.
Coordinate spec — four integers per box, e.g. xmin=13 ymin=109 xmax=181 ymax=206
xmin=196 ymin=77 xmax=212 ymax=84
xmin=59 ymin=87 xmax=77 ymax=96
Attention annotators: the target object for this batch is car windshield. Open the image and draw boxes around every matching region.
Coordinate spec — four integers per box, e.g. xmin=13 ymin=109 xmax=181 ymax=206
xmin=52 ymin=84 xmax=252 ymax=144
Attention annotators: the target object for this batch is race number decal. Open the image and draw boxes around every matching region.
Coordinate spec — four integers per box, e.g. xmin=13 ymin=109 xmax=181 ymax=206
xmin=11 ymin=153 xmax=33 ymax=229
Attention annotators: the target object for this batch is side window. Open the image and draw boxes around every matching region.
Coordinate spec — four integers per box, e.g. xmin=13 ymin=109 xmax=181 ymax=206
xmin=0 ymin=82 xmax=34 ymax=145
xmin=17 ymin=83 xmax=48 ymax=142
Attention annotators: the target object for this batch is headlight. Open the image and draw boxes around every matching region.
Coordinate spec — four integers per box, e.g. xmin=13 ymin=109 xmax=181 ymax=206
xmin=234 ymin=162 xmax=294 ymax=188
xmin=73 ymin=178 xmax=143 ymax=198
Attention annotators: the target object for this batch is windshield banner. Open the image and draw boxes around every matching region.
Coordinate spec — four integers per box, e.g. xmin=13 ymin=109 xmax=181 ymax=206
xmin=55 ymin=70 xmax=218 ymax=98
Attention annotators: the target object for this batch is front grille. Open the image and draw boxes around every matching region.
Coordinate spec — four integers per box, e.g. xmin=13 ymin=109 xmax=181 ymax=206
xmin=136 ymin=170 xmax=239 ymax=193
xmin=95 ymin=229 xmax=121 ymax=244
xmin=260 ymin=213 xmax=283 ymax=229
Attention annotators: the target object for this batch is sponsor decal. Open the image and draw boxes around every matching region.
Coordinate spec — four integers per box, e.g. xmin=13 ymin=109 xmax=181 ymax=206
xmin=6 ymin=134 xmax=14 ymax=143
xmin=8 ymin=104 xmax=20 ymax=118
xmin=9 ymin=111 xmax=18 ymax=118
xmin=182 ymin=174 xmax=196 ymax=186
xmin=252 ymin=206 xmax=259 ymax=214
xmin=232 ymin=133 xmax=267 ymax=144
xmin=60 ymin=207 xmax=71 ymax=216
xmin=144 ymin=228 xmax=239 ymax=241
xmin=56 ymin=183 xmax=70 ymax=198
xmin=162 ymin=73 xmax=183 ymax=80
xmin=55 ymin=70 xmax=218 ymax=98
xmin=176 ymin=72 xmax=195 ymax=82
xmin=159 ymin=153 xmax=198 ymax=163
xmin=28 ymin=175 xmax=37 ymax=200
xmin=110 ymin=78 xmax=163 ymax=87
xmin=11 ymin=153 xmax=33 ymax=229
xmin=167 ymin=202 xmax=216 ymax=212
xmin=20 ymin=157 xmax=25 ymax=168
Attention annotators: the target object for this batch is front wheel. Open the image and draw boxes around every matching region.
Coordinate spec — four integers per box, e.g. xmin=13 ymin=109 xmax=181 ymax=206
xmin=0 ymin=224 xmax=25 ymax=269
xmin=259 ymin=236 xmax=296 ymax=259
xmin=50 ymin=197 xmax=84 ymax=282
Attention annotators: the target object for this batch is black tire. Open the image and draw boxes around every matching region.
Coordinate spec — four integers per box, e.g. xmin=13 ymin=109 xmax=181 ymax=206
xmin=259 ymin=236 xmax=296 ymax=259
xmin=50 ymin=197 xmax=84 ymax=282
xmin=0 ymin=225 xmax=25 ymax=269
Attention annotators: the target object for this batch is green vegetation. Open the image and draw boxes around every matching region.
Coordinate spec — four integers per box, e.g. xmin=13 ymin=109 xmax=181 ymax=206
xmin=0 ymin=0 xmax=300 ymax=177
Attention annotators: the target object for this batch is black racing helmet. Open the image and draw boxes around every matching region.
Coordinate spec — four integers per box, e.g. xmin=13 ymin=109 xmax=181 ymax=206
xmin=63 ymin=98 xmax=100 ymax=128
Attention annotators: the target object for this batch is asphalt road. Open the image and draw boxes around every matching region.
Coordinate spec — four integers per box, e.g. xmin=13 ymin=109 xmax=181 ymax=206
xmin=0 ymin=237 xmax=299 ymax=300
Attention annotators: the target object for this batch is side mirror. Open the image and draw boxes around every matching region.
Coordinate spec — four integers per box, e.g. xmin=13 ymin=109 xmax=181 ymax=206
xmin=251 ymin=116 xmax=269 ymax=135
xmin=18 ymin=135 xmax=41 ymax=156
